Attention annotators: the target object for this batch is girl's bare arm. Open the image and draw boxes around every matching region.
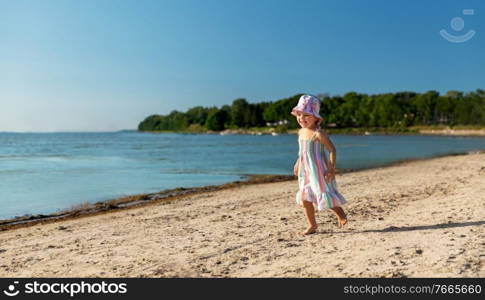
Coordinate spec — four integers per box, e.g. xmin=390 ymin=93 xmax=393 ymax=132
xmin=294 ymin=158 xmax=299 ymax=176
xmin=294 ymin=129 xmax=302 ymax=176
xmin=316 ymin=129 xmax=336 ymax=169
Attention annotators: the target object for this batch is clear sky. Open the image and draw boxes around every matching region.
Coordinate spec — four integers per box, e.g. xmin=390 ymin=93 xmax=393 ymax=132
xmin=1 ymin=0 xmax=484 ymax=132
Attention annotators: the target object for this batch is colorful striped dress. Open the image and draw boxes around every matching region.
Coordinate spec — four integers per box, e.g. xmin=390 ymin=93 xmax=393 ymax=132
xmin=296 ymin=132 xmax=347 ymax=210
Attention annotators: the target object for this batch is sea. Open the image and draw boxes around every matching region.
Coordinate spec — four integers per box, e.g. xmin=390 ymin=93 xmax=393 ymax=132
xmin=1 ymin=131 xmax=485 ymax=220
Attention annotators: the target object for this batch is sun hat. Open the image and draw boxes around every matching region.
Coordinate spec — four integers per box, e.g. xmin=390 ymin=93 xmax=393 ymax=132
xmin=291 ymin=94 xmax=323 ymax=121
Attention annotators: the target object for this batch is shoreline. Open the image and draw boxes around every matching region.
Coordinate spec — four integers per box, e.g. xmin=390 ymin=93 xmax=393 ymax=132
xmin=139 ymin=127 xmax=485 ymax=136
xmin=1 ymin=149 xmax=484 ymax=232
xmin=4 ymin=127 xmax=485 ymax=136
xmin=0 ymin=174 xmax=295 ymax=232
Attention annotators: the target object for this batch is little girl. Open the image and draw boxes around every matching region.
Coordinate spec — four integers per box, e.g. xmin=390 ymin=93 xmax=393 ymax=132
xmin=291 ymin=95 xmax=348 ymax=235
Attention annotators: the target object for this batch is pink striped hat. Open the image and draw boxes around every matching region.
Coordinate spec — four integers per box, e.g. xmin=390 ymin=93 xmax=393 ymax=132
xmin=291 ymin=94 xmax=322 ymax=121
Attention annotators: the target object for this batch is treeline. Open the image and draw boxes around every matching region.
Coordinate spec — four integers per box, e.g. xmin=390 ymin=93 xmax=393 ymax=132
xmin=138 ymin=89 xmax=485 ymax=131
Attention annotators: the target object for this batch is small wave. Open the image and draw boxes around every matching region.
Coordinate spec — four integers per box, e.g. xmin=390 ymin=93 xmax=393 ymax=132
xmin=338 ymin=144 xmax=369 ymax=148
xmin=73 ymin=144 xmax=93 ymax=149
xmin=162 ymin=169 xmax=209 ymax=175
xmin=161 ymin=169 xmax=242 ymax=176
xmin=0 ymin=154 xmax=70 ymax=160
xmin=0 ymin=169 xmax=35 ymax=175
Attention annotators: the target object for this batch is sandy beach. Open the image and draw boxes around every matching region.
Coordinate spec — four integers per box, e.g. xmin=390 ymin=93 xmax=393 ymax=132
xmin=0 ymin=152 xmax=484 ymax=278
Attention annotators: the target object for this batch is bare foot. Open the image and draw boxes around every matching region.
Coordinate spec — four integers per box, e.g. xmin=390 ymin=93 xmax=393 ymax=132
xmin=337 ymin=217 xmax=347 ymax=228
xmin=302 ymin=226 xmax=317 ymax=235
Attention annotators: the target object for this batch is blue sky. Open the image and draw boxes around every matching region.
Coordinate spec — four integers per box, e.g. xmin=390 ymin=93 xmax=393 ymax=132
xmin=1 ymin=0 xmax=484 ymax=132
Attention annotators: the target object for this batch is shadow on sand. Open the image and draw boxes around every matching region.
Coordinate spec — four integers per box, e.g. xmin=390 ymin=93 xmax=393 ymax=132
xmin=337 ymin=220 xmax=485 ymax=234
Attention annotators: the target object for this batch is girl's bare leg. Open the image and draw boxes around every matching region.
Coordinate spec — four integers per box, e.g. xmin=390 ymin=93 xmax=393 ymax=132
xmin=331 ymin=206 xmax=347 ymax=227
xmin=302 ymin=200 xmax=318 ymax=235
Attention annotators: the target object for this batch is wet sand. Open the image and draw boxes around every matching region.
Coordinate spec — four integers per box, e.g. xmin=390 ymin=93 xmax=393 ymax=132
xmin=0 ymin=152 xmax=484 ymax=277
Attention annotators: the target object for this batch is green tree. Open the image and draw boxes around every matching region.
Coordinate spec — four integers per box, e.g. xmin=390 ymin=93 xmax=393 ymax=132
xmin=186 ymin=106 xmax=210 ymax=126
xmin=321 ymin=96 xmax=344 ymax=127
xmin=205 ymin=110 xmax=228 ymax=131
xmin=335 ymin=92 xmax=361 ymax=127
xmin=138 ymin=115 xmax=161 ymax=131
xmin=354 ymin=95 xmax=374 ymax=127
xmin=248 ymin=103 xmax=265 ymax=127
xmin=435 ymin=96 xmax=455 ymax=125
xmin=231 ymin=98 xmax=250 ymax=127
xmin=412 ymin=91 xmax=438 ymax=125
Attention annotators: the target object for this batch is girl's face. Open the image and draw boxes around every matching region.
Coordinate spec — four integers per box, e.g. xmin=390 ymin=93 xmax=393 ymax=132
xmin=295 ymin=111 xmax=319 ymax=129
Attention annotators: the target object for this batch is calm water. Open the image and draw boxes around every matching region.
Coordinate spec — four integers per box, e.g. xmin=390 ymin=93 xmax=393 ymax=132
xmin=1 ymin=131 xmax=485 ymax=220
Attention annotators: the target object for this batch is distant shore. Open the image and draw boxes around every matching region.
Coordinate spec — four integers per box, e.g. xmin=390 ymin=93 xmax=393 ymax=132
xmin=139 ymin=126 xmax=485 ymax=136
xmin=0 ymin=151 xmax=483 ymax=277
xmin=418 ymin=128 xmax=485 ymax=136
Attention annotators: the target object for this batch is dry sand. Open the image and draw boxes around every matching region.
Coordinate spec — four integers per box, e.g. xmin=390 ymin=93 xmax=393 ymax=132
xmin=0 ymin=153 xmax=484 ymax=278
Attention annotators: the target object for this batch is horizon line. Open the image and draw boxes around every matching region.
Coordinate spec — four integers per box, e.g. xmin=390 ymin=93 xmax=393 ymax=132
xmin=0 ymin=129 xmax=138 ymax=134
